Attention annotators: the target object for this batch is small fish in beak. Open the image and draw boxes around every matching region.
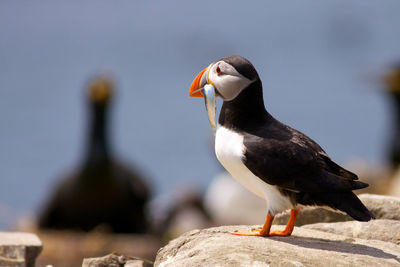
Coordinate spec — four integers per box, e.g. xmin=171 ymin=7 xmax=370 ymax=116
xmin=202 ymin=83 xmax=217 ymax=132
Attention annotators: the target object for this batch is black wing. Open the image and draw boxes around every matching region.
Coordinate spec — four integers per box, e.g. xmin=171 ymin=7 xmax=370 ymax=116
xmin=242 ymin=120 xmax=367 ymax=193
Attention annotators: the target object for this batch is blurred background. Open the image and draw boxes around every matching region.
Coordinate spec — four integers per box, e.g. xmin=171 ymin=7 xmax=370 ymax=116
xmin=1 ymin=0 xmax=400 ymax=265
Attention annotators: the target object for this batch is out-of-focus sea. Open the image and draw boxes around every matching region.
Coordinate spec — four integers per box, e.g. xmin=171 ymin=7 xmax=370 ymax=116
xmin=1 ymin=1 xmax=400 ymax=229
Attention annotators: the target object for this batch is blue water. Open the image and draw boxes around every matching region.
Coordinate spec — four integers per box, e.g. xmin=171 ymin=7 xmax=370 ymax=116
xmin=1 ymin=1 xmax=400 ymax=228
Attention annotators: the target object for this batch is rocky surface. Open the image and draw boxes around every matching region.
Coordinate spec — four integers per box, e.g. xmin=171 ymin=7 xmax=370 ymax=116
xmin=274 ymin=193 xmax=400 ymax=226
xmin=82 ymin=252 xmax=153 ymax=267
xmin=155 ymin=225 xmax=400 ymax=267
xmin=359 ymin=194 xmax=400 ymax=220
xmin=0 ymin=232 xmax=42 ymax=267
xmin=155 ymin=194 xmax=400 ymax=266
xmin=36 ymin=231 xmax=161 ymax=267
xmin=303 ymin=219 xmax=400 ymax=244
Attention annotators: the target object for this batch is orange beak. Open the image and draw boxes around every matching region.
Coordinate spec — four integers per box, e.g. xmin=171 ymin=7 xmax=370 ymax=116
xmin=189 ymin=67 xmax=208 ymax=97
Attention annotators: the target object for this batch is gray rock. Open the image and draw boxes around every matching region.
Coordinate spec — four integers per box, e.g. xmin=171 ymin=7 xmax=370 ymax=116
xmin=302 ymin=219 xmax=400 ymax=244
xmin=82 ymin=253 xmax=152 ymax=267
xmin=125 ymin=260 xmax=145 ymax=267
xmin=82 ymin=253 xmax=126 ymax=267
xmin=37 ymin=231 xmax=160 ymax=267
xmin=155 ymin=225 xmax=400 ymax=267
xmin=359 ymin=194 xmax=400 ymax=220
xmin=274 ymin=194 xmax=400 ymax=226
xmin=0 ymin=232 xmax=42 ymax=267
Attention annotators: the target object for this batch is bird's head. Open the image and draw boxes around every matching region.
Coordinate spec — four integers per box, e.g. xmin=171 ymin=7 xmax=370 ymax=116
xmin=189 ymin=56 xmax=259 ymax=101
xmin=383 ymin=64 xmax=400 ymax=95
xmin=88 ymin=75 xmax=114 ymax=105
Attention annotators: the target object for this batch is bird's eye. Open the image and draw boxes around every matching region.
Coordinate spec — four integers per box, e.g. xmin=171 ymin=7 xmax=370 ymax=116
xmin=216 ymin=66 xmax=222 ymax=75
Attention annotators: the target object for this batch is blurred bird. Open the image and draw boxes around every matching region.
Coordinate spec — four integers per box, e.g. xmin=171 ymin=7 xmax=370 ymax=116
xmin=189 ymin=55 xmax=374 ymax=237
xmin=38 ymin=76 xmax=150 ymax=233
xmin=149 ymin=188 xmax=213 ymax=240
xmin=383 ymin=64 xmax=400 ymax=168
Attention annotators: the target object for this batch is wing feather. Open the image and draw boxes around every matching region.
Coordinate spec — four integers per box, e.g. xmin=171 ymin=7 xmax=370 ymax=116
xmin=242 ymin=120 xmax=366 ymax=193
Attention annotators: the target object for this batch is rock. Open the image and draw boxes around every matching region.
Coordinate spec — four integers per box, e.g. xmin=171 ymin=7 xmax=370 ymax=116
xmin=82 ymin=253 xmax=126 ymax=267
xmin=302 ymin=219 xmax=400 ymax=244
xmin=36 ymin=230 xmax=161 ymax=267
xmin=82 ymin=253 xmax=152 ymax=267
xmin=274 ymin=194 xmax=400 ymax=226
xmin=359 ymin=194 xmax=400 ymax=220
xmin=0 ymin=232 xmax=42 ymax=267
xmin=155 ymin=225 xmax=400 ymax=266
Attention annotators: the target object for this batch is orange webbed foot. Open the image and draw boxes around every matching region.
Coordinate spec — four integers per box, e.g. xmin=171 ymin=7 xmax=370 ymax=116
xmin=269 ymin=209 xmax=299 ymax=237
xmin=231 ymin=209 xmax=299 ymax=238
xmin=231 ymin=215 xmax=274 ymax=237
xmin=231 ymin=228 xmax=269 ymax=237
xmin=269 ymin=229 xmax=293 ymax=237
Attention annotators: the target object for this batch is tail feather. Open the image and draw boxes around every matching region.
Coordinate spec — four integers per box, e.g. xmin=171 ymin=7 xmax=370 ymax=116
xmin=299 ymin=191 xmax=375 ymax=221
xmin=309 ymin=172 xmax=369 ymax=193
xmin=352 ymin=180 xmax=369 ymax=190
xmin=334 ymin=192 xmax=375 ymax=221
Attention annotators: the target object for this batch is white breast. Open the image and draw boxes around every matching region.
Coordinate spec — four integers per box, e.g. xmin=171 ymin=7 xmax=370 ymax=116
xmin=214 ymin=125 xmax=293 ymax=214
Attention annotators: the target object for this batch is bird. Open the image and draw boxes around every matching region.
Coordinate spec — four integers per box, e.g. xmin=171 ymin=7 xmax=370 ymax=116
xmin=383 ymin=64 xmax=400 ymax=168
xmin=38 ymin=75 xmax=150 ymax=233
xmin=189 ymin=55 xmax=374 ymax=237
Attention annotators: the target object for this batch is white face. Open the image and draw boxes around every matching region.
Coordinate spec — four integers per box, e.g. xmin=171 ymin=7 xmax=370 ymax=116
xmin=204 ymin=61 xmax=255 ymax=101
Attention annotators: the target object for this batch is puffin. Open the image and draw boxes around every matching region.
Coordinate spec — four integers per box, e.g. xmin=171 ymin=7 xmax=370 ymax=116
xmin=38 ymin=76 xmax=150 ymax=233
xmin=189 ymin=55 xmax=374 ymax=237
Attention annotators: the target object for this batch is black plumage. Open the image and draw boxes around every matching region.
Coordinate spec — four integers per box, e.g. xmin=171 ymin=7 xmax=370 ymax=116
xmin=384 ymin=64 xmax=400 ymax=168
xmin=38 ymin=76 xmax=150 ymax=233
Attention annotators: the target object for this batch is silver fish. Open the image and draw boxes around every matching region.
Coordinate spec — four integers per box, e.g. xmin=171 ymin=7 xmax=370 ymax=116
xmin=202 ymin=83 xmax=217 ymax=132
